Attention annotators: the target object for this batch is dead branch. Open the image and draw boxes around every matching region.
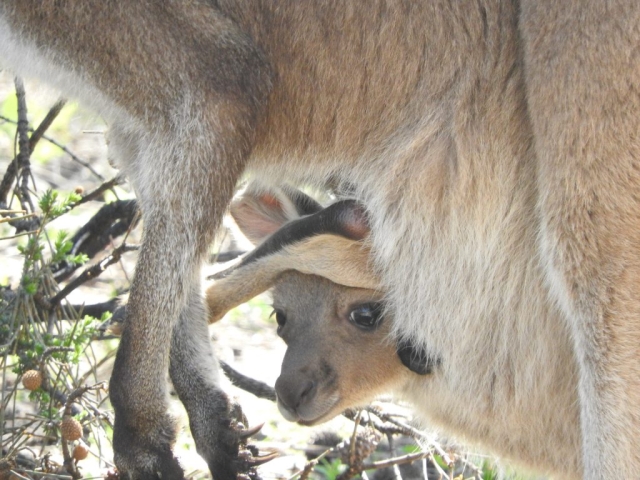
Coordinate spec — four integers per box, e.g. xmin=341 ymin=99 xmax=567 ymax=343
xmin=0 ymin=92 xmax=67 ymax=231
xmin=48 ymin=243 xmax=139 ymax=308
xmin=52 ymin=199 xmax=139 ymax=282
xmin=28 ymin=99 xmax=67 ymax=154
xmin=60 ymin=383 xmax=107 ymax=480
xmin=69 ymin=175 xmax=125 ymax=208
xmin=364 ymin=405 xmax=454 ymax=468
xmin=0 ymin=78 xmax=41 ymax=233
xmin=14 ymin=77 xmax=35 ymax=217
xmin=361 ymin=450 xmax=431 ymax=473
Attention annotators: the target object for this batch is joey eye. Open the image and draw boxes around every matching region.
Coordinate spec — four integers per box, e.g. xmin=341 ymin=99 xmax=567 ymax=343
xmin=271 ymin=309 xmax=287 ymax=331
xmin=349 ymin=303 xmax=383 ymax=330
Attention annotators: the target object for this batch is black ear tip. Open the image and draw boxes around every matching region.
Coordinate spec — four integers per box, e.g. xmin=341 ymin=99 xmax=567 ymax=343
xmin=337 ymin=200 xmax=370 ymax=240
xmin=396 ymin=338 xmax=438 ymax=375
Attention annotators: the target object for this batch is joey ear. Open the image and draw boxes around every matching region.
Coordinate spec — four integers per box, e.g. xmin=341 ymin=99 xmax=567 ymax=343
xmin=231 ymin=188 xmax=322 ymax=245
xmin=236 ymin=199 xmax=372 ymax=271
xmin=230 ymin=193 xmax=289 ymax=245
xmin=333 ymin=200 xmax=370 ymax=241
xmin=230 ymin=185 xmax=322 ymax=245
xmin=396 ymin=338 xmax=439 ymax=375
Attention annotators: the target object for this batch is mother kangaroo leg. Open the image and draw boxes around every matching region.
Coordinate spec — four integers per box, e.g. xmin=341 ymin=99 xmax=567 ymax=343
xmin=0 ymin=3 xmax=271 ymax=475
xmin=520 ymin=1 xmax=640 ymax=477
xmin=169 ymin=284 xmax=242 ymax=479
xmin=109 ymin=57 xmax=271 ymax=480
xmin=109 ymin=91 xmax=268 ymax=479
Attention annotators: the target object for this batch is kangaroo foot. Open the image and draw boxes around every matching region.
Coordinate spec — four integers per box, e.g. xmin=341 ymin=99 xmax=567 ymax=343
xmin=111 ymin=411 xmax=184 ymax=480
xmin=231 ymin=403 xmax=280 ymax=480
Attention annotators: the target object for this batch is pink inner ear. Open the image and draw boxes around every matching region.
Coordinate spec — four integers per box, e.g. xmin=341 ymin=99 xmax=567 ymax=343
xmin=257 ymin=193 xmax=282 ymax=210
xmin=231 ymin=194 xmax=290 ymax=245
xmin=231 ymin=203 xmax=280 ymax=244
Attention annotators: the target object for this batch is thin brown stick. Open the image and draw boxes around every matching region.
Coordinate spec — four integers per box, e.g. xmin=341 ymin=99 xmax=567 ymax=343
xmin=361 ymin=451 xmax=431 ymax=472
xmin=288 ymin=445 xmax=338 ymax=480
xmin=28 ymin=98 xmax=67 ymax=153
xmin=15 ymin=470 xmax=72 ymax=480
xmin=41 ymin=346 xmax=75 ymax=365
xmin=61 ymin=438 xmax=79 ymax=480
xmin=348 ymin=411 xmax=362 ymax=467
xmin=365 ymin=405 xmax=454 ymax=467
xmin=0 ymin=209 xmax=26 ymax=214
xmin=69 ymin=175 xmax=125 ymax=208
xmin=14 ymin=77 xmax=35 ymax=215
xmin=0 ymin=100 xmax=105 ymax=185
xmin=33 ymin=130 xmax=104 ymax=180
xmin=0 ymin=229 xmax=38 ymax=240
xmin=60 ymin=383 xmax=107 ymax=479
xmin=0 ymin=212 xmax=36 ymax=224
xmin=63 ymin=382 xmax=107 ymax=416
xmin=48 ymin=243 xmax=139 ymax=307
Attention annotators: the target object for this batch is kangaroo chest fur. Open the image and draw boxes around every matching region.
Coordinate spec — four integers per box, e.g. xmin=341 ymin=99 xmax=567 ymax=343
xmin=241 ymin=2 xmax=582 ymax=476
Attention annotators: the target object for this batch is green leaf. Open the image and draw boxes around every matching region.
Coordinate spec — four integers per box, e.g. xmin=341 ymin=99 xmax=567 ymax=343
xmin=402 ymin=444 xmax=422 ymax=454
xmin=314 ymin=458 xmax=344 ymax=480
xmin=24 ymin=280 xmax=38 ymax=295
xmin=39 ymin=189 xmax=58 ymax=214
xmin=70 ymin=253 xmax=89 ymax=266
xmin=66 ymin=191 xmax=82 ymax=204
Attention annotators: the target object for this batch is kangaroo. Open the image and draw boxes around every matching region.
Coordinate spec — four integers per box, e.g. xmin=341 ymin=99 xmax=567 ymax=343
xmin=2 ymin=2 xmax=639 ymax=479
xmin=207 ymin=186 xmax=580 ymax=479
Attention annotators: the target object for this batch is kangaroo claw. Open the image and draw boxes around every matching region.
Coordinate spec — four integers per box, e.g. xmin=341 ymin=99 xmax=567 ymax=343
xmin=246 ymin=450 xmax=280 ymax=467
xmin=229 ymin=403 xmax=278 ymax=476
xmin=237 ymin=446 xmax=280 ymax=472
xmin=237 ymin=422 xmax=264 ymax=439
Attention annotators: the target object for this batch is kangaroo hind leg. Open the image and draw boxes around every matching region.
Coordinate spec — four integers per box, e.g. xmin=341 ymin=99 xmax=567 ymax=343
xmin=520 ymin=1 xmax=640 ymax=477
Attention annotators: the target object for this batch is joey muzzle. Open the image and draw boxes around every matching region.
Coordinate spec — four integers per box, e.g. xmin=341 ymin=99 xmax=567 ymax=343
xmin=274 ymin=360 xmax=340 ymax=425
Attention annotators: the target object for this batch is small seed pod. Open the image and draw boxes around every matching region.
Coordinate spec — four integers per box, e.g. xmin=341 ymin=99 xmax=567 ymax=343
xmin=73 ymin=442 xmax=90 ymax=461
xmin=60 ymin=416 xmax=83 ymax=441
xmin=22 ymin=370 xmax=42 ymax=391
xmin=338 ymin=430 xmax=381 ymax=464
xmin=0 ymin=459 xmax=16 ymax=480
xmin=74 ymin=186 xmax=85 ymax=195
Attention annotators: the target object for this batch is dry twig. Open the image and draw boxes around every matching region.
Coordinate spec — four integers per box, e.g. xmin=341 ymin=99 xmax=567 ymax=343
xmin=48 ymin=243 xmax=139 ymax=308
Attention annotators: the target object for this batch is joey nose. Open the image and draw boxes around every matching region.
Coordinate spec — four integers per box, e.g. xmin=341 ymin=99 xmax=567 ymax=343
xmin=275 ymin=376 xmax=317 ymax=414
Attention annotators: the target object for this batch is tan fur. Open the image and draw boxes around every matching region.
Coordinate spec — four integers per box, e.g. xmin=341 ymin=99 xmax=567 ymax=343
xmin=209 ymin=188 xmax=581 ymax=478
xmin=2 ymin=2 xmax=639 ymax=479
xmin=268 ymin=270 xmax=579 ymax=479
xmin=206 ymin=235 xmax=377 ymax=323
xmin=270 ymin=273 xmax=411 ymax=426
